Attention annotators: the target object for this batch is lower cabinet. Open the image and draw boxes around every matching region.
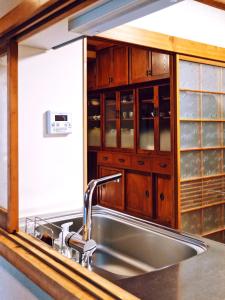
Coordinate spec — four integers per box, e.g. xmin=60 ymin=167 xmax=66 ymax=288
xmin=98 ymin=166 xmax=124 ymax=210
xmin=126 ymin=172 xmax=152 ymax=217
xmin=156 ymin=175 xmax=173 ymax=225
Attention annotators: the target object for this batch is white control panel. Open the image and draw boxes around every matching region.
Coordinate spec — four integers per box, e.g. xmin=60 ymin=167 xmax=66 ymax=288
xmin=46 ymin=111 xmax=72 ymax=134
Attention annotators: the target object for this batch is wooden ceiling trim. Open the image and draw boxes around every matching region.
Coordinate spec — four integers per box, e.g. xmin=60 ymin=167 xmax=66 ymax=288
xmin=98 ymin=25 xmax=225 ymax=62
xmin=0 ymin=0 xmax=98 ymax=45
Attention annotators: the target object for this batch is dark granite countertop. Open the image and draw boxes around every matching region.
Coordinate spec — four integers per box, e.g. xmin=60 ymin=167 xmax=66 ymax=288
xmin=116 ymin=237 xmax=225 ymax=300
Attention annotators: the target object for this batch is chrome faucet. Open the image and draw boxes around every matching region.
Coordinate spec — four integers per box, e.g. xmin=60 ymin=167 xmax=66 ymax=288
xmin=65 ymin=173 xmax=122 ymax=267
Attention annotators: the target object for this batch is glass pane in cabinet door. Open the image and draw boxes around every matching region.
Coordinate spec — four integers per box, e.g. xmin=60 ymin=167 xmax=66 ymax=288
xmin=138 ymin=87 xmax=154 ymax=150
xmin=120 ymin=90 xmax=134 ymax=149
xmin=0 ymin=54 xmax=8 ymax=210
xmin=105 ymin=92 xmax=117 ymax=148
xmin=159 ymin=84 xmax=170 ymax=151
xmin=203 ymin=206 xmax=222 ymax=233
xmin=87 ymin=94 xmax=101 ymax=147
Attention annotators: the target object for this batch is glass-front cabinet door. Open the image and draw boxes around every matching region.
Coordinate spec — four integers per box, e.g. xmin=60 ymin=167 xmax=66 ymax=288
xmin=104 ymin=91 xmax=117 ymax=148
xmin=138 ymin=86 xmax=155 ymax=151
xmin=120 ymin=90 xmax=135 ymax=149
xmin=159 ymin=84 xmax=171 ymax=151
xmin=87 ymin=92 xmax=101 ymax=148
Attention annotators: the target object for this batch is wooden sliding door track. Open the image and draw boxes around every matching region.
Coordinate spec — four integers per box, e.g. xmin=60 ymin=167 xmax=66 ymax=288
xmin=0 ymin=228 xmax=138 ymax=300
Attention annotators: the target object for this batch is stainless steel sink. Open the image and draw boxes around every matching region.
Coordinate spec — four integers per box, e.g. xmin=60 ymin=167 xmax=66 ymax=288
xmin=33 ymin=207 xmax=207 ymax=280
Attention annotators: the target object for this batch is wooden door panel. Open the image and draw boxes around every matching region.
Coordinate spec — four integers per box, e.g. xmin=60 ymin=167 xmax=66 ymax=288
xmin=156 ymin=175 xmax=172 ymax=225
xmin=96 ymin=48 xmax=111 ymax=88
xmin=98 ymin=166 xmax=124 ymax=210
xmin=87 ymin=61 xmax=96 ymax=90
xmin=152 ymin=52 xmax=169 ymax=76
xmin=129 ymin=47 xmax=150 ymax=84
xmin=112 ymin=46 xmax=128 ymax=86
xmin=126 ymin=172 xmax=152 ymax=217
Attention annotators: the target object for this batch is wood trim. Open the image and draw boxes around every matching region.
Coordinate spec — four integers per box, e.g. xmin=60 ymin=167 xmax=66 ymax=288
xmin=196 ymin=0 xmax=225 ymax=11
xmin=0 ymin=0 xmax=99 ymax=46
xmin=98 ymin=25 xmax=225 ymax=62
xmin=0 ymin=229 xmax=139 ymax=300
xmin=0 ymin=0 xmax=58 ymax=37
xmin=83 ymin=37 xmax=88 ymax=189
xmin=180 ymin=89 xmax=225 ymax=95
xmin=7 ymin=40 xmax=18 ymax=233
xmin=181 ymin=201 xmax=225 ymax=213
xmin=179 ymin=55 xmax=225 ymax=67
xmin=0 ymin=208 xmax=7 ymax=230
xmin=175 ymin=54 xmax=181 ymax=229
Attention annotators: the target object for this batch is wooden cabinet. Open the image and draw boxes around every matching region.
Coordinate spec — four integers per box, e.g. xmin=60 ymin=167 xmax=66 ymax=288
xmin=103 ymin=89 xmax=135 ymax=151
xmin=129 ymin=47 xmax=169 ymax=84
xmin=98 ymin=166 xmax=124 ymax=210
xmin=137 ymin=82 xmax=171 ymax=153
xmin=152 ymin=52 xmax=169 ymax=76
xmin=126 ymin=172 xmax=152 ymax=217
xmin=87 ymin=61 xmax=96 ymax=90
xmin=129 ymin=47 xmax=151 ymax=84
xmin=96 ymin=46 xmax=128 ymax=88
xmin=156 ymin=175 xmax=172 ymax=225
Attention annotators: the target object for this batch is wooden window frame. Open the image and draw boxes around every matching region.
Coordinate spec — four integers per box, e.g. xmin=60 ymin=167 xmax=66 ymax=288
xmin=0 ymin=40 xmax=18 ymax=233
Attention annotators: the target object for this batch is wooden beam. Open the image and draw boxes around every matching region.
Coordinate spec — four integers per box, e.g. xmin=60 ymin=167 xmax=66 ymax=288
xmin=196 ymin=0 xmax=225 ymax=10
xmin=0 ymin=0 xmax=58 ymax=37
xmin=98 ymin=25 xmax=225 ymax=62
xmin=0 ymin=0 xmax=99 ymax=45
xmin=7 ymin=40 xmax=18 ymax=233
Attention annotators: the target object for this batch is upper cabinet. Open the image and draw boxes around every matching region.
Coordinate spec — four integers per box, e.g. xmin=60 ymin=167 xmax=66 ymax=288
xmin=129 ymin=47 xmax=170 ymax=84
xmin=152 ymin=52 xmax=169 ymax=77
xmin=129 ymin=47 xmax=151 ymax=84
xmin=96 ymin=46 xmax=128 ymax=89
xmin=91 ymin=45 xmax=170 ymax=89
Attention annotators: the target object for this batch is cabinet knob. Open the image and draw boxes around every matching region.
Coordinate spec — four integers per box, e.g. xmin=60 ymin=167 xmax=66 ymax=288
xmin=103 ymin=156 xmax=108 ymax=161
xmin=146 ymin=70 xmax=148 ymax=76
xmin=118 ymin=158 xmax=125 ymax=163
xmin=159 ymin=163 xmax=167 ymax=168
xmin=137 ymin=160 xmax=144 ymax=166
xmin=160 ymin=193 xmax=165 ymax=201
xmin=111 ymin=77 xmax=114 ymax=83
xmin=145 ymin=190 xmax=149 ymax=198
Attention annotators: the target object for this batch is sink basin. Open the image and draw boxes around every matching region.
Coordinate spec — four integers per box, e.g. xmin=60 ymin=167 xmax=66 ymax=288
xmin=34 ymin=207 xmax=206 ymax=280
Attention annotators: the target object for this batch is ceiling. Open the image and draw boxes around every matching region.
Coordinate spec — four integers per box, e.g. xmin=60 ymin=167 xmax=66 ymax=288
xmin=0 ymin=0 xmax=22 ymax=18
xmin=20 ymin=0 xmax=225 ymax=50
xmin=128 ymin=0 xmax=225 ymax=48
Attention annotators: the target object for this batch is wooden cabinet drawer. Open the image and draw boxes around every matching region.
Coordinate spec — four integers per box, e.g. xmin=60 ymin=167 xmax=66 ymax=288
xmin=131 ymin=156 xmax=151 ymax=171
xmin=98 ymin=152 xmax=113 ymax=164
xmin=113 ymin=153 xmax=131 ymax=168
xmin=152 ymin=157 xmax=171 ymax=175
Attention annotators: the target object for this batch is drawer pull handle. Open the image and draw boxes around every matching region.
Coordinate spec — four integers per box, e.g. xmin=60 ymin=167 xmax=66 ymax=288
xmin=103 ymin=156 xmax=108 ymax=161
xmin=160 ymin=193 xmax=165 ymax=201
xmin=159 ymin=163 xmax=167 ymax=168
xmin=145 ymin=190 xmax=149 ymax=198
xmin=138 ymin=160 xmax=144 ymax=166
xmin=118 ymin=158 xmax=125 ymax=163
